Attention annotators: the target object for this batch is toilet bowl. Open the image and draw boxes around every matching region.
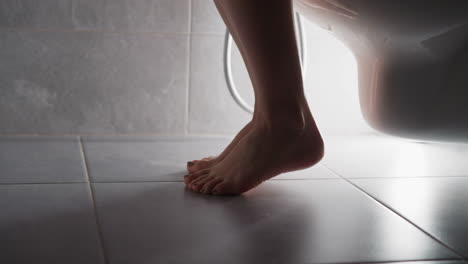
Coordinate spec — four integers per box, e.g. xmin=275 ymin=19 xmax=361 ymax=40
xmin=295 ymin=0 xmax=468 ymax=142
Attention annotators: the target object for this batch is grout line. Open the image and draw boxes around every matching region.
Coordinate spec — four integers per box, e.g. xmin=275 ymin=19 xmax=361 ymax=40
xmin=90 ymin=178 xmax=343 ymax=184
xmin=0 ymin=182 xmax=87 ymax=185
xmin=0 ymin=133 xmax=236 ymax=138
xmin=1 ymin=175 xmax=466 ymax=186
xmin=78 ymin=137 xmax=91 ymax=183
xmin=185 ymin=0 xmax=193 ymax=136
xmin=0 ymin=26 xmax=226 ymax=36
xmin=0 ymin=26 xmax=191 ymax=35
xmin=79 ymin=137 xmax=110 ymax=264
xmin=321 ymin=163 xmax=467 ymax=261
xmin=0 ymin=178 xmax=342 ymax=186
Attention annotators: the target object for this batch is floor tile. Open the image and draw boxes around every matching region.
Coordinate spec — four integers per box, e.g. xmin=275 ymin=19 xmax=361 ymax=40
xmin=0 ymin=183 xmax=105 ymax=264
xmin=275 ymin=163 xmax=338 ymax=180
xmin=321 ymin=135 xmax=468 ymax=178
xmin=351 ymin=177 xmax=468 ymax=258
xmin=92 ymin=180 xmax=458 ymax=264
xmin=83 ymin=136 xmax=337 ymax=182
xmin=0 ymin=136 xmax=87 ymax=184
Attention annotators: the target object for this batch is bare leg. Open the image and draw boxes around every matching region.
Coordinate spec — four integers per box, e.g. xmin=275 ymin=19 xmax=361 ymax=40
xmin=184 ymin=0 xmax=324 ymax=195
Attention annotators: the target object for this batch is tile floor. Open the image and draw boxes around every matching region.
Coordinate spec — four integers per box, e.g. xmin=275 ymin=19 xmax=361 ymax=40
xmin=1 ymin=134 xmax=468 ymax=264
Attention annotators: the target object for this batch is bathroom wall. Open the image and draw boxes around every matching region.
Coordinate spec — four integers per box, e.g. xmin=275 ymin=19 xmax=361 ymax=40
xmin=0 ymin=0 xmax=373 ymax=136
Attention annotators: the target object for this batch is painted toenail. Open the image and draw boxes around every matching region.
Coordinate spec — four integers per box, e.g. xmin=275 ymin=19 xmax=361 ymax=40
xmin=187 ymin=161 xmax=194 ymax=167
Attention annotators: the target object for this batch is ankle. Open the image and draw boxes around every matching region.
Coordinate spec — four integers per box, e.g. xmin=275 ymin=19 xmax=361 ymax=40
xmin=254 ymin=116 xmax=308 ymax=138
xmin=257 ymin=107 xmax=313 ymax=132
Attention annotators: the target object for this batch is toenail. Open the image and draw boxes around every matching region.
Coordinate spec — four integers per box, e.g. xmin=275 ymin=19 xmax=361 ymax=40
xmin=187 ymin=161 xmax=194 ymax=167
xmin=184 ymin=174 xmax=189 ymax=178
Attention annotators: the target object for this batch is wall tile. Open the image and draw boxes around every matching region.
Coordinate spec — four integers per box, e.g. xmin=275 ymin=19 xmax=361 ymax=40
xmin=72 ymin=0 xmax=190 ymax=33
xmin=191 ymin=0 xmax=226 ymax=34
xmin=189 ymin=34 xmax=251 ymax=134
xmin=0 ymin=31 xmax=188 ymax=134
xmin=0 ymin=0 xmax=74 ymax=29
xmin=0 ymin=0 xmax=190 ymax=33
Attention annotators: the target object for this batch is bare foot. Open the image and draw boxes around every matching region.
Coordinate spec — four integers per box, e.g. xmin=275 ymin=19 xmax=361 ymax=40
xmin=187 ymin=120 xmax=254 ymax=173
xmin=184 ymin=118 xmax=324 ymax=195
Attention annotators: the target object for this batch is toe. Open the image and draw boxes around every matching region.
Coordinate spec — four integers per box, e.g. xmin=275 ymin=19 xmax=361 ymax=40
xmin=195 ymin=160 xmax=214 ymax=171
xmin=187 ymin=161 xmax=198 ymax=173
xmin=185 ymin=168 xmax=210 ymax=185
xmin=188 ymin=158 xmax=216 ymax=174
xmin=211 ymin=181 xmax=226 ymax=195
xmin=183 ymin=174 xmax=190 ymax=185
xmin=190 ymin=174 xmax=208 ymax=186
xmin=190 ymin=175 xmax=212 ymax=192
xmin=201 ymin=178 xmax=222 ymax=194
